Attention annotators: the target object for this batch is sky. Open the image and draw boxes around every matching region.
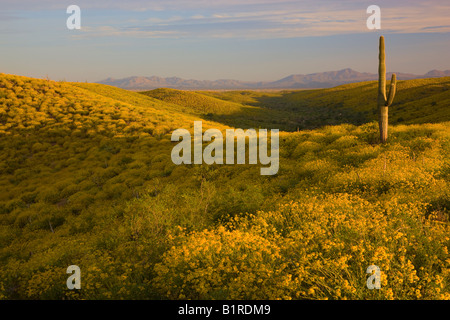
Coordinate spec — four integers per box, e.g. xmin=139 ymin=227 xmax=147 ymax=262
xmin=1 ymin=0 xmax=449 ymax=82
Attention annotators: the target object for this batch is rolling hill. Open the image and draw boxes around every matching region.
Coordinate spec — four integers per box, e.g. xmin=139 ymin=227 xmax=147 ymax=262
xmin=137 ymin=77 xmax=450 ymax=131
xmin=140 ymin=88 xmax=244 ymax=115
xmin=0 ymin=73 xmax=449 ymax=300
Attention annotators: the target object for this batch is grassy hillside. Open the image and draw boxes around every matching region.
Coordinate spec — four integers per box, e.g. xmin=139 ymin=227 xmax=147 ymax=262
xmin=198 ymin=77 xmax=450 ymax=130
xmin=140 ymin=88 xmax=302 ymax=131
xmin=0 ymin=73 xmax=449 ymax=300
xmin=141 ymin=88 xmax=244 ymax=115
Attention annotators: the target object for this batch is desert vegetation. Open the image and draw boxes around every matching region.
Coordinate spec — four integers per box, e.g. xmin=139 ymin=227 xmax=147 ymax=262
xmin=0 ymin=73 xmax=449 ymax=299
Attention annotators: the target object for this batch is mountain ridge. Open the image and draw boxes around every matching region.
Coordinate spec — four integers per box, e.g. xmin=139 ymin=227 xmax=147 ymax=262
xmin=97 ymin=68 xmax=450 ymax=91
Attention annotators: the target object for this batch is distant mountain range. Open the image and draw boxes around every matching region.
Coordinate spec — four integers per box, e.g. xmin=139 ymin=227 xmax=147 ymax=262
xmin=97 ymin=68 xmax=450 ymax=90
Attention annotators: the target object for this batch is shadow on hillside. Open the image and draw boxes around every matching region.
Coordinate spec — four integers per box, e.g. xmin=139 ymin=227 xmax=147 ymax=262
xmin=199 ymin=76 xmax=450 ymax=131
xmin=199 ymin=91 xmax=370 ymax=132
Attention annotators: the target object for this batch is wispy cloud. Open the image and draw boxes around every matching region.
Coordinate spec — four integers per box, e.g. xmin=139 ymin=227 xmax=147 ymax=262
xmin=2 ymin=0 xmax=450 ymax=39
xmin=69 ymin=2 xmax=450 ymax=40
xmin=72 ymin=26 xmax=184 ymax=39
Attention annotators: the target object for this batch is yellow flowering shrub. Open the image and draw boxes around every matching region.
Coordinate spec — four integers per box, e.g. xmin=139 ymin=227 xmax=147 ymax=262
xmin=1 ymin=74 xmax=450 ymax=300
xmin=154 ymin=194 xmax=449 ymax=300
xmin=154 ymin=226 xmax=297 ymax=299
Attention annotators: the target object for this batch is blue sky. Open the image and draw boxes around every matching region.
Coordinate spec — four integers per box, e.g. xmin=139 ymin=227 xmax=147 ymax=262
xmin=1 ymin=0 xmax=449 ymax=82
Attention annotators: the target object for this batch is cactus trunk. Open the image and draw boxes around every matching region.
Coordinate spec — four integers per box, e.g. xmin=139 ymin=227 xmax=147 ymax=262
xmin=379 ymin=106 xmax=389 ymax=143
xmin=377 ymin=36 xmax=396 ymax=144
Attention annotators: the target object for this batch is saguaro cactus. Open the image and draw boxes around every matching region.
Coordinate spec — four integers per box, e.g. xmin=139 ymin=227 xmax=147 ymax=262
xmin=378 ymin=36 xmax=396 ymax=143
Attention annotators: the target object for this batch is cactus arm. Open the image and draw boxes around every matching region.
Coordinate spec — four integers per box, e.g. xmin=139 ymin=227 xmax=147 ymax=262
xmin=386 ymin=73 xmax=396 ymax=107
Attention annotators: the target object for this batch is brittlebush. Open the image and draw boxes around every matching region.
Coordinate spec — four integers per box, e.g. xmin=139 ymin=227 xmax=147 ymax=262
xmin=154 ymin=194 xmax=449 ymax=300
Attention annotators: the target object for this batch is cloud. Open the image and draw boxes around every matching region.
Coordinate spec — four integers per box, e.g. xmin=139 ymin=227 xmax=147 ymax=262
xmin=3 ymin=0 xmax=450 ymax=39
xmin=422 ymin=25 xmax=450 ymax=30
xmin=72 ymin=25 xmax=184 ymax=39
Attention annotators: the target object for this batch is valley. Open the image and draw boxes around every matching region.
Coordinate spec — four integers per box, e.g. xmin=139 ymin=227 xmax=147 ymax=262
xmin=0 ymin=73 xmax=449 ymax=299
